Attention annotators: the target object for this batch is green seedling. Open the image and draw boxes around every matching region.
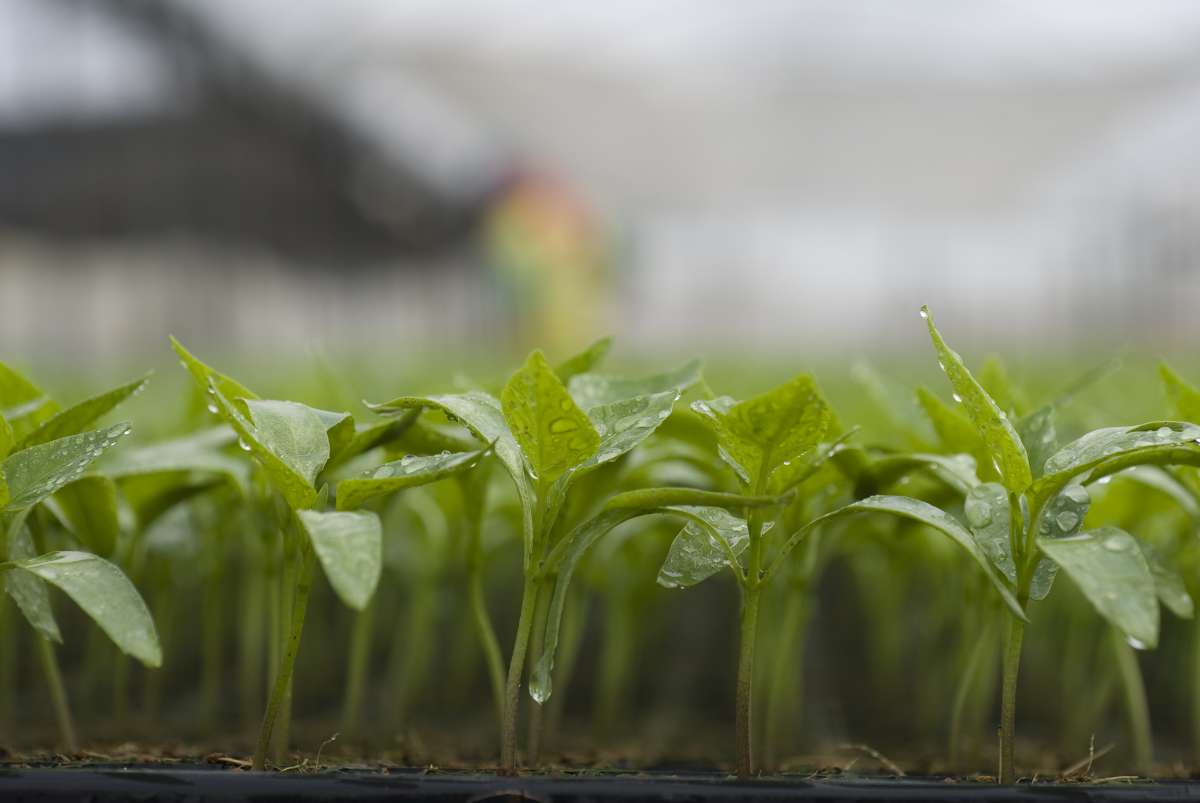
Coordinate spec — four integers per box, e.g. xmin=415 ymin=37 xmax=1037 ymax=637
xmin=0 ymin=362 xmax=160 ymax=750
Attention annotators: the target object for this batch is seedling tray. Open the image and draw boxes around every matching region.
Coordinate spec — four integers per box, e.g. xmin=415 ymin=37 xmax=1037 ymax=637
xmin=4 ymin=767 xmax=1200 ymax=803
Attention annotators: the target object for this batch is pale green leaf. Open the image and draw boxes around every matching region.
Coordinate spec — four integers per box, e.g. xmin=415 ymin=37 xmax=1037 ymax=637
xmin=1139 ymin=542 xmax=1193 ymax=618
xmin=555 ymin=336 xmax=612 ymax=383
xmin=0 ymin=362 xmax=60 ymax=442
xmin=243 ymin=400 xmax=330 ymax=490
xmin=51 ymin=475 xmax=120 ymax=558
xmin=170 ymin=336 xmax=259 ymax=402
xmin=916 ymin=386 xmax=981 ymax=455
xmin=1030 ymin=483 xmax=1090 ymax=600
xmin=4 ymin=517 xmax=59 ymax=642
xmin=1160 ymin=362 xmax=1200 ymax=423
xmin=501 ymin=350 xmax=599 ymax=486
xmin=2 ymin=423 xmax=131 ymax=512
xmin=657 ymin=507 xmax=748 ymax=589
xmin=11 ymin=550 xmax=161 ymax=667
xmin=922 ymin=306 xmax=1031 ymax=493
xmin=568 ymin=359 xmax=702 ymax=410
xmin=336 ymin=444 xmax=492 ymax=511
xmin=1037 ymin=527 xmax=1158 ymax=648
xmin=964 ymin=482 xmax=1015 ymax=582
xmin=101 ymin=427 xmax=247 ymax=484
xmin=850 ymin=362 xmax=935 ymax=447
xmin=0 ymin=415 xmax=12 ymax=461
xmin=17 ymin=374 xmax=149 ymax=450
xmin=296 ymin=509 xmax=382 ymax=611
xmin=1017 ymin=405 xmax=1058 ymax=480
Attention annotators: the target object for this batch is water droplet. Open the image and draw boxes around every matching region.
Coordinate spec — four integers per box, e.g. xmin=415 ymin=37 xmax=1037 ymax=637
xmin=1103 ymin=534 xmax=1129 ymax=552
xmin=964 ymin=497 xmax=992 ymax=529
xmin=1126 ymin=635 xmax=1149 ymax=650
xmin=206 ymin=403 xmax=219 ymax=414
xmin=1054 ymin=511 xmax=1079 ymax=532
xmin=238 ymin=437 xmax=251 ymax=452
xmin=549 ymin=418 xmax=578 ymax=434
xmin=529 ymin=658 xmax=553 ymax=704
xmin=952 ymin=393 xmax=963 ymax=404
xmin=919 ymin=308 xmax=928 ymax=319
xmin=937 ymin=360 xmax=946 ymax=372
xmin=1156 ymin=426 xmax=1172 ymax=439
xmin=1062 ymin=485 xmax=1089 ymax=505
xmin=558 ymin=398 xmax=573 ymax=412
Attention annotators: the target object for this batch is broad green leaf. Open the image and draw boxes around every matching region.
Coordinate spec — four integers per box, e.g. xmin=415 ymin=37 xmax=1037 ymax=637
xmin=10 ymin=550 xmax=161 ymax=667
xmin=555 ymin=336 xmax=612 ymax=382
xmin=1037 ymin=527 xmax=1158 ymax=648
xmin=296 ymin=509 xmax=381 ymax=611
xmin=786 ymin=495 xmax=1025 ymax=620
xmin=657 ymin=507 xmax=748 ymax=589
xmin=857 ymin=451 xmax=980 ymax=497
xmin=964 ymin=482 xmax=1015 ymax=582
xmin=568 ymin=359 xmax=702 ymax=410
xmin=51 ymin=476 xmax=120 ymax=558
xmin=0 ymin=362 xmax=60 ymax=442
xmin=0 ymin=415 xmax=12 ymax=461
xmin=691 ymin=374 xmax=831 ymax=489
xmin=336 ymin=444 xmax=492 ymax=511
xmin=768 ymin=431 xmax=858 ymax=496
xmin=2 ymin=423 xmax=131 ymax=512
xmin=1160 ymin=362 xmax=1200 ymax=422
xmin=584 ymin=390 xmax=679 ymax=469
xmin=326 ymin=413 xmax=418 ymax=471
xmin=1017 ymin=405 xmax=1058 ymax=479
xmin=17 ymin=374 xmax=149 ymax=450
xmin=206 ymin=389 xmax=322 ymax=510
xmin=1139 ymin=542 xmax=1193 ymax=618
xmin=922 ymin=306 xmax=1031 ymax=494
xmin=4 ymin=516 xmax=60 ymax=642
xmin=1030 ymin=422 xmax=1200 ymax=513
xmin=1030 ymin=483 xmax=1090 ymax=600
xmin=501 ymin=350 xmax=599 ymax=486
xmin=170 ymin=336 xmax=259 ymax=402
xmin=308 ymin=406 xmax=355 ymax=463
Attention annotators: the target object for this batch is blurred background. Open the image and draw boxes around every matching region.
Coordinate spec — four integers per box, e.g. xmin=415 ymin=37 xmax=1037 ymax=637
xmin=4 ymin=0 xmax=1200 ymax=365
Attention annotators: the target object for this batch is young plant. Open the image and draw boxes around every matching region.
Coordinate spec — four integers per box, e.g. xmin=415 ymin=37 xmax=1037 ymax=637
xmin=803 ymin=308 xmax=1200 ymax=783
xmin=171 ymin=339 xmax=402 ymax=770
xmin=0 ymin=362 xmax=161 ymax=750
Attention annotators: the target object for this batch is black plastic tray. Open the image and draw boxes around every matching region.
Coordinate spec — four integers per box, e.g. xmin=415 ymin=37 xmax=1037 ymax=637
xmin=3 ymin=767 xmax=1200 ymax=802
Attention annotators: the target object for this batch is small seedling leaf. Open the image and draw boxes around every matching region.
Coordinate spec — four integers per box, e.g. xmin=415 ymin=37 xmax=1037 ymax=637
xmin=0 ymin=362 xmax=60 ymax=443
xmin=1160 ymin=362 xmax=1200 ymax=423
xmin=555 ymin=336 xmax=612 ymax=383
xmin=1139 ymin=542 xmax=1194 ymax=618
xmin=170 ymin=337 xmax=259 ymax=403
xmin=2 ymin=423 xmax=131 ymax=512
xmin=568 ymin=359 xmax=702 ymax=410
xmin=51 ymin=475 xmax=120 ymax=558
xmin=922 ymin=306 xmax=1031 ymax=494
xmin=0 ymin=415 xmax=13 ymax=462
xmin=657 ymin=507 xmax=748 ymax=589
xmin=297 ymin=509 xmax=382 ymax=611
xmin=1037 ymin=527 xmax=1158 ymax=648
xmin=11 ymin=550 xmax=161 ymax=667
xmin=17 ymin=373 xmax=149 ymax=450
xmin=4 ymin=516 xmax=60 ymax=642
xmin=243 ymin=400 xmax=331 ymax=491
xmin=964 ymin=482 xmax=1015 ymax=582
xmin=1017 ymin=405 xmax=1058 ymax=480
xmin=336 ymin=444 xmax=493 ymax=511
xmin=1029 ymin=483 xmax=1090 ymax=600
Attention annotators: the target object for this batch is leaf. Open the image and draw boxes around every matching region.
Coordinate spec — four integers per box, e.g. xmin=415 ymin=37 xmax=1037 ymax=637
xmin=9 ymin=550 xmax=161 ymax=667
xmin=555 ymin=336 xmax=612 ymax=382
xmin=657 ymin=507 xmax=749 ymax=589
xmin=102 ymin=427 xmax=247 ymax=483
xmin=0 ymin=362 xmax=60 ymax=442
xmin=691 ymin=374 xmax=832 ymax=489
xmin=243 ymin=400 xmax=331 ymax=491
xmin=964 ymin=482 xmax=1015 ymax=582
xmin=170 ymin=336 xmax=259 ymax=403
xmin=2 ymin=423 xmax=132 ymax=512
xmin=296 ymin=509 xmax=382 ymax=611
xmin=768 ymin=430 xmax=858 ymax=496
xmin=568 ymin=359 xmax=702 ymax=410
xmin=1017 ymin=405 xmax=1058 ymax=480
xmin=336 ymin=444 xmax=493 ymax=511
xmin=4 ymin=516 xmax=60 ymax=642
xmin=1160 ymin=362 xmax=1200 ymax=422
xmin=51 ymin=476 xmax=120 ymax=558
xmin=1029 ymin=483 xmax=1090 ymax=600
xmin=1139 ymin=542 xmax=1193 ymax=618
xmin=326 ymin=413 xmax=418 ymax=471
xmin=1037 ymin=527 xmax=1158 ymax=648
xmin=308 ymin=407 xmax=355 ymax=463
xmin=17 ymin=374 xmax=149 ymax=450
xmin=0 ymin=415 xmax=13 ymax=462
xmin=850 ymin=362 xmax=935 ymax=447
xmin=922 ymin=306 xmax=1031 ymax=494
xmin=978 ymin=355 xmax=1024 ymax=418
xmin=850 ymin=451 xmax=980 ymax=497
xmin=1029 ymin=422 xmax=1200 ymax=514
xmin=501 ymin=350 xmax=599 ymax=486
xmin=916 ymin=387 xmax=981 ymax=455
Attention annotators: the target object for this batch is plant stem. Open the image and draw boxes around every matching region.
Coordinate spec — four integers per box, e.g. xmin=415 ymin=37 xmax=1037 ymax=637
xmin=202 ymin=539 xmax=224 ymax=732
xmin=594 ymin=590 xmax=634 ymax=738
xmin=526 ymin=581 xmax=548 ymax=767
xmin=998 ymin=613 xmax=1025 ymax=785
xmin=1193 ymin=615 xmax=1200 ymax=766
xmin=735 ymin=584 xmax=762 ymax=778
xmin=467 ymin=524 xmax=507 ymax=732
xmin=1110 ymin=627 xmax=1153 ymax=775
xmin=341 ymin=603 xmax=374 ymax=738
xmin=36 ymin=635 xmax=77 ymax=753
xmin=252 ymin=540 xmax=315 ymax=771
xmin=388 ymin=580 xmax=435 ymax=727
xmin=764 ymin=590 xmax=805 ymax=770
xmin=500 ymin=572 xmax=539 ymax=774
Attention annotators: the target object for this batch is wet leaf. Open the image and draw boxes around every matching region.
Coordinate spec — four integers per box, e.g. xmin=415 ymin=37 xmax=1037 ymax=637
xmin=17 ymin=374 xmax=149 ymax=450
xmin=964 ymin=482 xmax=1015 ymax=582
xmin=1017 ymin=405 xmax=1058 ymax=480
xmin=555 ymin=336 xmax=612 ymax=383
xmin=0 ymin=415 xmax=13 ymax=462
xmin=336 ymin=444 xmax=492 ymax=511
xmin=568 ymin=359 xmax=702 ymax=410
xmin=4 ymin=517 xmax=59 ymax=642
xmin=170 ymin=337 xmax=259 ymax=403
xmin=656 ymin=507 xmax=748 ymax=589
xmin=1037 ymin=527 xmax=1158 ymax=648
xmin=51 ymin=475 xmax=120 ymax=558
xmin=0 ymin=362 xmax=60 ymax=442
xmin=1160 ymin=362 xmax=1200 ymax=423
xmin=2 ymin=423 xmax=131 ymax=512
xmin=296 ymin=509 xmax=382 ymax=611
xmin=1139 ymin=542 xmax=1193 ymax=618
xmin=1029 ymin=483 xmax=1090 ymax=600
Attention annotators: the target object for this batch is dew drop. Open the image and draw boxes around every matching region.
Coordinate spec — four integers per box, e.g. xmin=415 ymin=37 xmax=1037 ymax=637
xmin=548 ymin=418 xmax=578 ymax=434
xmin=919 ymin=308 xmax=928 ymax=319
xmin=206 ymin=403 xmax=219 ymax=414
xmin=1054 ymin=511 xmax=1080 ymax=532
xmin=964 ymin=497 xmax=992 ymax=529
xmin=1062 ymin=485 xmax=1090 ymax=505
xmin=951 ymin=393 xmax=963 ymax=404
xmin=1103 ymin=534 xmax=1129 ymax=552
xmin=1126 ymin=635 xmax=1149 ymax=651
xmin=238 ymin=437 xmax=251 ymax=452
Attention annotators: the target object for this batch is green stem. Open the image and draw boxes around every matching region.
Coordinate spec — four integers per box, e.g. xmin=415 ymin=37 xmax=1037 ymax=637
xmin=594 ymin=590 xmax=634 ymax=737
xmin=526 ymin=581 xmax=549 ymax=767
xmin=239 ymin=547 xmax=265 ymax=727
xmin=736 ymin=586 xmax=762 ymax=778
xmin=340 ymin=603 xmax=374 ymax=737
xmin=998 ymin=613 xmax=1025 ymax=785
xmin=500 ymin=572 xmax=539 ymax=774
xmin=763 ymin=590 xmax=805 ymax=770
xmin=545 ymin=590 xmax=589 ymax=744
xmin=252 ymin=539 xmax=315 ymax=771
xmin=37 ymin=635 xmax=77 ymax=753
xmin=469 ymin=553 xmax=507 ymax=731
xmin=1110 ymin=627 xmax=1153 ymax=776
xmin=389 ymin=581 xmax=435 ymax=727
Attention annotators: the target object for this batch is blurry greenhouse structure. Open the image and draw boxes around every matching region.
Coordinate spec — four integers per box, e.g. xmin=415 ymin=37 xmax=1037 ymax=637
xmin=2 ymin=0 xmax=1200 ymax=358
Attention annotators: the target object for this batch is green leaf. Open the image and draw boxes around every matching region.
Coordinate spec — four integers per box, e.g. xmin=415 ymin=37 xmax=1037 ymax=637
xmin=1160 ymin=362 xmax=1200 ymax=422
xmin=308 ymin=407 xmax=355 ymax=463
xmin=0 ymin=362 xmax=60 ymax=442
xmin=296 ymin=509 xmax=382 ymax=611
xmin=1037 ymin=527 xmax=1158 ymax=648
xmin=9 ymin=550 xmax=161 ymax=667
xmin=916 ymin=386 xmax=981 ymax=455
xmin=1017 ymin=405 xmax=1058 ymax=480
xmin=170 ymin=336 xmax=259 ymax=403
xmin=964 ymin=482 xmax=1015 ymax=582
xmin=102 ymin=427 xmax=247 ymax=484
xmin=657 ymin=507 xmax=748 ymax=589
xmin=326 ymin=414 xmax=418 ymax=471
xmin=4 ymin=516 xmax=60 ymax=642
xmin=1139 ymin=542 xmax=1193 ymax=619
xmin=2 ymin=423 xmax=131 ymax=512
xmin=0 ymin=415 xmax=13 ymax=461
xmin=501 ymin=350 xmax=599 ymax=486
xmin=568 ymin=359 xmax=702 ymax=410
xmin=583 ymin=390 xmax=679 ymax=469
xmin=978 ymin=355 xmax=1024 ymax=418
xmin=51 ymin=476 xmax=120 ymax=558
xmin=336 ymin=444 xmax=492 ymax=511
xmin=555 ymin=336 xmax=612 ymax=382
xmin=922 ymin=306 xmax=1031 ymax=494
xmin=768 ymin=431 xmax=858 ymax=496
xmin=1030 ymin=483 xmax=1090 ymax=600
xmin=850 ymin=362 xmax=935 ymax=448
xmin=17 ymin=374 xmax=149 ymax=450
xmin=691 ymin=374 xmax=832 ymax=489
